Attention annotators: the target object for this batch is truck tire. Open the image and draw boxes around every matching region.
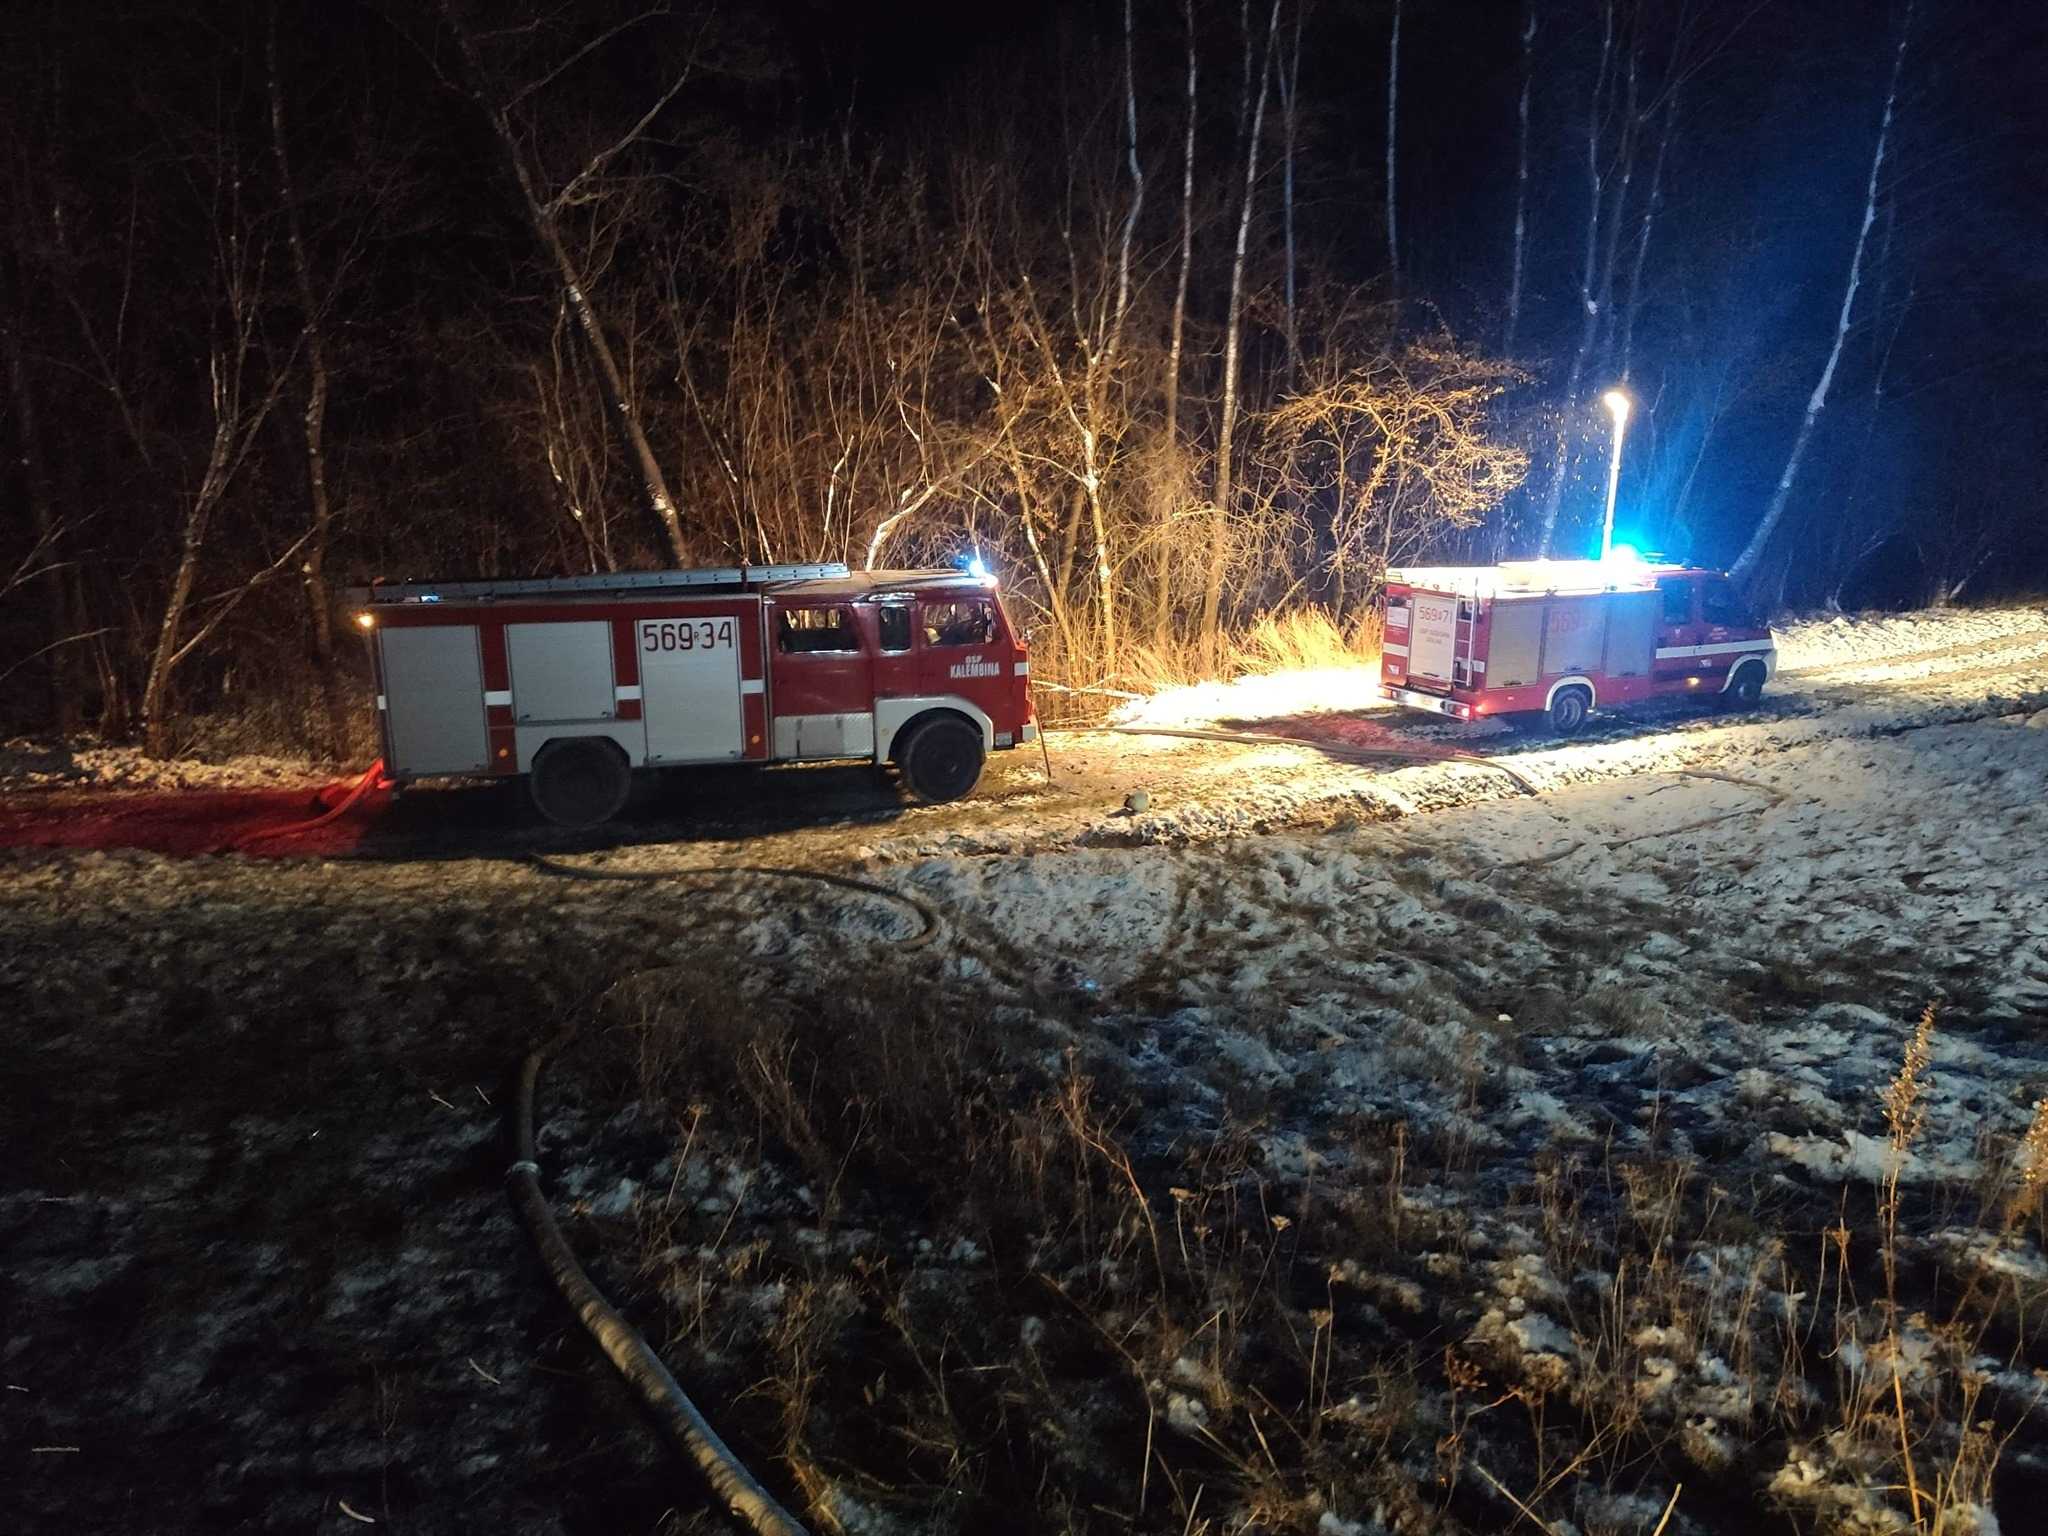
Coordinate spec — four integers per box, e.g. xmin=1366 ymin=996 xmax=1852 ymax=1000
xmin=1546 ymin=687 xmax=1592 ymax=737
xmin=529 ymin=738 xmax=631 ymax=829
xmin=1718 ymin=663 xmax=1766 ymax=712
xmin=898 ymin=716 xmax=984 ymax=803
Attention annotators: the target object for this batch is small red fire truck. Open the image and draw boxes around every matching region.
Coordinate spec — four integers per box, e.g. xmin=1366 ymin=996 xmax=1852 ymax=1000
xmin=345 ymin=562 xmax=1037 ymax=827
xmin=1378 ymin=560 xmax=1776 ymax=735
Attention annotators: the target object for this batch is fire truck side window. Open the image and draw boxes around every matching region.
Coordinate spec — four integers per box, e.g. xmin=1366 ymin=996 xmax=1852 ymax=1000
xmin=921 ymin=600 xmax=996 ymax=648
xmin=876 ymin=605 xmax=913 ymax=653
xmin=777 ymin=606 xmax=860 ymax=654
xmin=1659 ymin=578 xmax=1694 ymax=625
xmin=1701 ymin=579 xmax=1743 ymax=627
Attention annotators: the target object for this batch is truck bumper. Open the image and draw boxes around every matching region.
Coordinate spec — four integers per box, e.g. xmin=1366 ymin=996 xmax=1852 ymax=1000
xmin=1380 ymin=684 xmax=1474 ymax=720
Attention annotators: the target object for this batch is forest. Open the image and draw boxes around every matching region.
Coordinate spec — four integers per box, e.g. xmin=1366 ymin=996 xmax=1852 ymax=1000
xmin=2 ymin=0 xmax=2041 ymax=757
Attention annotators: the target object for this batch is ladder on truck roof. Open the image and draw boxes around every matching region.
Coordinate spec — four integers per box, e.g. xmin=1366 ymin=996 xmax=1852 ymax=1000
xmin=350 ymin=562 xmax=851 ymax=605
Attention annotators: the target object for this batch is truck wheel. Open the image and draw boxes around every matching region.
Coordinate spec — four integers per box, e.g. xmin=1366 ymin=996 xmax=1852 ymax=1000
xmin=898 ymin=716 xmax=984 ymax=803
xmin=1718 ymin=664 xmax=1766 ymax=712
xmin=529 ymin=738 xmax=631 ymax=829
xmin=1546 ymin=687 xmax=1592 ymax=737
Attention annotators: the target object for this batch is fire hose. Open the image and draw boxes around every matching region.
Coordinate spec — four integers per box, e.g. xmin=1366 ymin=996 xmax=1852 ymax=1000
xmin=509 ymin=857 xmax=940 ymax=1536
xmin=226 ymin=758 xmax=390 ymax=852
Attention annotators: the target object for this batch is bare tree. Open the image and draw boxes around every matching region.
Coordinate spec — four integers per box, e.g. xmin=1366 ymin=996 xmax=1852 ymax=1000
xmin=1385 ymin=0 xmax=1403 ymax=294
xmin=1263 ymin=342 xmax=1529 ymax=610
xmin=436 ymin=1 xmax=692 ymax=564
xmin=1617 ymin=81 xmax=1677 ymax=381
xmin=1155 ymin=0 xmax=1200 ymax=643
xmin=1731 ymin=5 xmax=1912 ymax=583
xmin=1277 ymin=0 xmax=1306 ymax=377
xmin=1202 ymin=0 xmax=1283 ymax=667
xmin=1504 ymin=2 xmax=1535 ymax=355
xmin=1533 ymin=0 xmax=1619 ymax=556
xmin=266 ymin=17 xmax=356 ymax=756
xmin=138 ymin=144 xmax=302 ymax=757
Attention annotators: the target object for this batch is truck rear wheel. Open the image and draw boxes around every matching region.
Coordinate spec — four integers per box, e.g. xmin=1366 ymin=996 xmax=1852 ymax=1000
xmin=898 ymin=716 xmax=984 ymax=803
xmin=529 ymin=737 xmax=631 ymax=829
xmin=1546 ymin=687 xmax=1592 ymax=737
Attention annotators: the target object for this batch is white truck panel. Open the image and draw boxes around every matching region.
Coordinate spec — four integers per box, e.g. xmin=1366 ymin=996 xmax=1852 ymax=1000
xmin=1601 ymin=591 xmax=1659 ymax=677
xmin=1540 ymin=598 xmax=1607 ymax=675
xmin=1407 ymin=593 xmax=1459 ymax=682
xmin=772 ymin=712 xmax=877 ymax=760
xmin=1485 ymin=600 xmax=1544 ymax=689
xmin=637 ymin=616 xmax=745 ymax=763
xmin=380 ymin=625 xmax=489 ymax=776
xmin=506 ymin=621 xmax=614 ymax=723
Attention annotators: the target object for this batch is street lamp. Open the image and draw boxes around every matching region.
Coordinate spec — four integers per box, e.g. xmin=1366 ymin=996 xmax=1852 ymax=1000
xmin=1598 ymin=388 xmax=1632 ymax=561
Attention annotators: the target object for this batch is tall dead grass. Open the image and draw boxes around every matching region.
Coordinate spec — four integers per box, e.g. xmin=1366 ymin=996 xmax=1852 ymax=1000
xmin=1036 ymin=607 xmax=1384 ymax=725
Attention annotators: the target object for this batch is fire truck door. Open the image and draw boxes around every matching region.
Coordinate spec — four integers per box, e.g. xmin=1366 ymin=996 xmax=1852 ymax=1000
xmin=379 ymin=624 xmax=489 ymax=776
xmin=638 ymin=614 xmax=745 ymax=763
xmin=1654 ymin=575 xmax=1704 ymax=680
xmin=767 ymin=601 xmax=876 ymax=759
xmin=870 ymin=601 xmax=918 ymax=699
xmin=1406 ymin=592 xmax=1459 ymax=684
xmin=1540 ymin=598 xmax=1606 ymax=675
xmin=1602 ymin=591 xmax=1659 ymax=677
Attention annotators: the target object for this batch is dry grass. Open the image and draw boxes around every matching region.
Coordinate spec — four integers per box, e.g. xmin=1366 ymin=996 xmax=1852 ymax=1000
xmin=563 ymin=966 xmax=2048 ymax=1536
xmin=1227 ymin=607 xmax=1384 ymax=676
xmin=1031 ymin=607 xmax=1383 ymax=724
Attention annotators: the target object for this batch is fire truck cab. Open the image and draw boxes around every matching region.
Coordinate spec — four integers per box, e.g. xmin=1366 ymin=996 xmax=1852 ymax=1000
xmin=345 ymin=563 xmax=1037 ymax=828
xmin=1379 ymin=560 xmax=1776 ymax=735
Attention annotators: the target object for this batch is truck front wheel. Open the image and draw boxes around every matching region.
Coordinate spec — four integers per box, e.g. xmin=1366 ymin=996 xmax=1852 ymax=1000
xmin=898 ymin=716 xmax=985 ymax=803
xmin=1718 ymin=664 xmax=1766 ymax=712
xmin=529 ymin=738 xmax=631 ymax=829
xmin=1547 ymin=687 xmax=1592 ymax=737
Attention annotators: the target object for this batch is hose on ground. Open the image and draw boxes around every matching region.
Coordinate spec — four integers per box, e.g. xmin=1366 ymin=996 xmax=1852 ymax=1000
xmin=523 ymin=853 xmax=941 ymax=948
xmin=508 ymin=857 xmax=940 ymax=1536
xmin=228 ymin=758 xmax=389 ymax=852
xmin=1507 ymin=767 xmax=1790 ymax=870
xmin=1105 ymin=723 xmax=1544 ymax=796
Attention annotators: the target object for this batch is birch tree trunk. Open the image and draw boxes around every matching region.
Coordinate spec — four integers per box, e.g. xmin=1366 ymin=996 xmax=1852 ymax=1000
xmin=267 ymin=21 xmax=348 ymax=758
xmin=140 ymin=344 xmax=292 ymax=757
xmin=439 ymin=2 xmax=690 ymax=565
xmin=1083 ymin=0 xmax=1147 ymax=674
xmin=1504 ymin=3 xmax=1535 ymax=355
xmin=1533 ymin=0 xmax=1616 ymax=556
xmin=138 ymin=139 xmax=295 ymax=758
xmin=1385 ymin=0 xmax=1403 ymax=296
xmin=1618 ymin=82 xmax=1677 ymax=381
xmin=1278 ymin=0 xmax=1303 ymax=378
xmin=1201 ymin=0 xmax=1283 ymax=667
xmin=1157 ymin=0 xmax=1198 ymax=643
xmin=1730 ymin=9 xmax=1911 ymax=583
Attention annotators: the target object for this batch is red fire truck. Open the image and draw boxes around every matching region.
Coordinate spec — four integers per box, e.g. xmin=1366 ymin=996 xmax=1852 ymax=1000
xmin=1378 ymin=560 xmax=1776 ymax=735
xmin=345 ymin=562 xmax=1037 ymax=827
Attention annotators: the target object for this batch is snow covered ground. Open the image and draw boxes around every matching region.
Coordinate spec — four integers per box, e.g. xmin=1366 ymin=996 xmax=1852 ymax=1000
xmin=0 ymin=736 xmax=324 ymax=793
xmin=6 ymin=601 xmax=2048 ymax=1533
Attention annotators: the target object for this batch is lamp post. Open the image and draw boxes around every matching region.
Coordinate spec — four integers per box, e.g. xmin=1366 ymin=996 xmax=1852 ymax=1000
xmin=1599 ymin=388 xmax=1632 ymax=560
